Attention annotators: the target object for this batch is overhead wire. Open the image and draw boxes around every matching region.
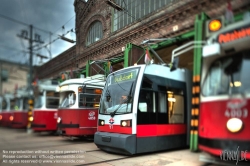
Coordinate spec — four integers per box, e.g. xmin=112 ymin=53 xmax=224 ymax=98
xmin=41 ymin=0 xmax=175 ymax=74
xmin=0 ymin=12 xmax=76 ymax=58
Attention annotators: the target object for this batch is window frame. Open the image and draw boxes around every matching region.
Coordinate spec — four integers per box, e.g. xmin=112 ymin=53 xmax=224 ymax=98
xmin=86 ymin=21 xmax=103 ymax=46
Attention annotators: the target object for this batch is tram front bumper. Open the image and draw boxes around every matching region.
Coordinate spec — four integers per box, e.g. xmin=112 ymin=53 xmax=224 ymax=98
xmin=94 ymin=131 xmax=136 ymax=155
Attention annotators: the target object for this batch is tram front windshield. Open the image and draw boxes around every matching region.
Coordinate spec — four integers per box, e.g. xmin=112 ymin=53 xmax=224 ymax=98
xmin=2 ymin=99 xmax=7 ymax=111
xmin=99 ymin=68 xmax=139 ymax=115
xmin=59 ymin=91 xmax=76 ymax=108
xmin=46 ymin=91 xmax=59 ymax=108
xmin=14 ymin=98 xmax=22 ymax=111
xmin=203 ymin=50 xmax=250 ymax=96
xmin=10 ymin=99 xmax=15 ymax=110
xmin=34 ymin=95 xmax=43 ymax=108
xmin=34 ymin=91 xmax=59 ymax=109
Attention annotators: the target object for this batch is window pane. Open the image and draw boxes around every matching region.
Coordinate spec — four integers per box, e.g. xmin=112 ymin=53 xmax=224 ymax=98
xmin=79 ymin=93 xmax=101 ymax=108
xmin=86 ymin=21 xmax=103 ymax=46
xmin=112 ymin=0 xmax=179 ymax=32
xmin=168 ymin=93 xmax=184 ymax=124
xmin=59 ymin=91 xmax=76 ymax=108
xmin=1 ymin=69 xmax=8 ymax=82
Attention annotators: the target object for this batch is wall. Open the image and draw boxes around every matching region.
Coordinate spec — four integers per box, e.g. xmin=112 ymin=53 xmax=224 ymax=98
xmin=0 ymin=60 xmax=29 ymax=95
xmin=36 ymin=0 xmax=250 ymax=79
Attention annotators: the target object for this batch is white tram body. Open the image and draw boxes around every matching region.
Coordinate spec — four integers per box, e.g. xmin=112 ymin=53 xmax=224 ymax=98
xmin=57 ymin=75 xmax=105 ymax=137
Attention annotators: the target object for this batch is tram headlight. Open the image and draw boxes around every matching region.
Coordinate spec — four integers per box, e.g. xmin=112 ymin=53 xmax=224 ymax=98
xmin=121 ymin=120 xmax=132 ymax=127
xmin=28 ymin=117 xmax=33 ymax=122
xmin=9 ymin=116 xmax=14 ymax=121
xmin=99 ymin=119 xmax=105 ymax=126
xmin=57 ymin=117 xmax=62 ymax=124
xmin=0 ymin=115 xmax=2 ymax=120
xmin=226 ymin=118 xmax=243 ymax=133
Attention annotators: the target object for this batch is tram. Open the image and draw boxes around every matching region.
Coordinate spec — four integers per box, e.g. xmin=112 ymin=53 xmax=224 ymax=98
xmin=94 ymin=64 xmax=192 ymax=155
xmin=31 ymin=79 xmax=59 ymax=132
xmin=197 ymin=13 xmax=250 ymax=160
xmin=57 ymin=75 xmax=105 ymax=137
xmin=0 ymin=96 xmax=3 ymax=125
xmin=0 ymin=93 xmax=14 ymax=127
xmin=11 ymin=87 xmax=29 ymax=128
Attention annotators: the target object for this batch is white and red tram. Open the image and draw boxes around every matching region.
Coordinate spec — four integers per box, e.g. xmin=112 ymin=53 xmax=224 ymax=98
xmin=11 ymin=87 xmax=29 ymax=128
xmin=31 ymin=79 xmax=59 ymax=132
xmin=0 ymin=93 xmax=14 ymax=127
xmin=94 ymin=64 xmax=192 ymax=155
xmin=198 ymin=13 xmax=250 ymax=160
xmin=0 ymin=96 xmax=3 ymax=126
xmin=57 ymin=75 xmax=105 ymax=137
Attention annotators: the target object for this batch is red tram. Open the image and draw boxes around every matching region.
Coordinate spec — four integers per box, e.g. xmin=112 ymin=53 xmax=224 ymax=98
xmin=11 ymin=87 xmax=29 ymax=128
xmin=94 ymin=64 xmax=192 ymax=155
xmin=57 ymin=75 xmax=105 ymax=137
xmin=31 ymin=79 xmax=59 ymax=132
xmin=0 ymin=93 xmax=14 ymax=127
xmin=198 ymin=14 xmax=250 ymax=160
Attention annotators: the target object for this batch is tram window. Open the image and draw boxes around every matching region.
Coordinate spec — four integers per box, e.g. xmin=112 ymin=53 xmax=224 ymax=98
xmin=137 ymin=90 xmax=156 ymax=124
xmin=14 ymin=99 xmax=22 ymax=111
xmin=34 ymin=96 xmax=42 ymax=108
xmin=2 ymin=99 xmax=7 ymax=110
xmin=168 ymin=94 xmax=184 ymax=124
xmin=158 ymin=92 xmax=167 ymax=113
xmin=240 ymin=53 xmax=250 ymax=93
xmin=79 ymin=93 xmax=101 ymax=108
xmin=138 ymin=90 xmax=153 ymax=112
xmin=10 ymin=99 xmax=15 ymax=110
xmin=138 ymin=103 xmax=147 ymax=112
xmin=141 ymin=76 xmax=153 ymax=89
xmin=203 ymin=52 xmax=250 ymax=96
xmin=23 ymin=98 xmax=29 ymax=110
xmin=46 ymin=91 xmax=59 ymax=108
xmin=59 ymin=91 xmax=76 ymax=108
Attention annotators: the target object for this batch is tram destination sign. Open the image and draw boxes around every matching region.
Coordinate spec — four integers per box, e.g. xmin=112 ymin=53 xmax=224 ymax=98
xmin=217 ymin=24 xmax=250 ymax=44
xmin=111 ymin=69 xmax=137 ymax=84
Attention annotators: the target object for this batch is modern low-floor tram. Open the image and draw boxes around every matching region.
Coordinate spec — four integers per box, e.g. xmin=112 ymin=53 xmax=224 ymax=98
xmin=94 ymin=64 xmax=192 ymax=155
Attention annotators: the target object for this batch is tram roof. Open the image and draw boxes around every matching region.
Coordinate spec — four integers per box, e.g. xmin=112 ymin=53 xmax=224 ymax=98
xmin=59 ymin=77 xmax=106 ymax=87
xmin=36 ymin=84 xmax=58 ymax=92
xmin=108 ymin=64 xmax=188 ymax=82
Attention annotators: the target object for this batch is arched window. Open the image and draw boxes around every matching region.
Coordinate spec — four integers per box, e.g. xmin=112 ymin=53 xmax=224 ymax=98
xmin=86 ymin=21 xmax=103 ymax=46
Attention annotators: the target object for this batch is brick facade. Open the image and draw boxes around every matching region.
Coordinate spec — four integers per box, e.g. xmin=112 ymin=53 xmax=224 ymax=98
xmin=36 ymin=0 xmax=250 ymax=79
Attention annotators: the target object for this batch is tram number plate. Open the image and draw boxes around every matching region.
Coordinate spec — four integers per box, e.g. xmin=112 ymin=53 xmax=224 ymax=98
xmin=224 ymin=108 xmax=248 ymax=118
xmin=102 ymin=136 xmax=111 ymax=142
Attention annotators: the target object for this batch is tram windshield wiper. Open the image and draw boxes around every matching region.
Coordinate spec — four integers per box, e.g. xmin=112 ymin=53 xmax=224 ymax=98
xmin=110 ymin=82 xmax=134 ymax=117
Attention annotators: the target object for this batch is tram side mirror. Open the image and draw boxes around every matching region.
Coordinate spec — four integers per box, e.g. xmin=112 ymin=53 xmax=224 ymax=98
xmin=170 ymin=57 xmax=179 ymax=72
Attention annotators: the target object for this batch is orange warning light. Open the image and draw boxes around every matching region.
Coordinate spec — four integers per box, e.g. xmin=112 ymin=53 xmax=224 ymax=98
xmin=209 ymin=19 xmax=222 ymax=32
